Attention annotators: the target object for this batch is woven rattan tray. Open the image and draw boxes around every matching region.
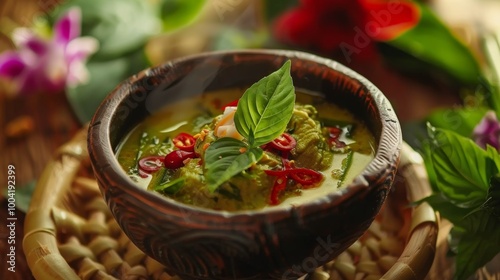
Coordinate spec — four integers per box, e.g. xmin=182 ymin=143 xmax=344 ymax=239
xmin=22 ymin=128 xmax=438 ymax=280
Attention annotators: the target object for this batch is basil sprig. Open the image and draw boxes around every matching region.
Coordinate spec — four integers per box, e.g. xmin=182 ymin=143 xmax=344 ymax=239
xmin=204 ymin=60 xmax=295 ymax=192
xmin=422 ymin=124 xmax=500 ymax=279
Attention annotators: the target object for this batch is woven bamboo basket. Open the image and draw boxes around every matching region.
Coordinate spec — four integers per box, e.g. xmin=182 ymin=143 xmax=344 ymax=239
xmin=22 ymin=127 xmax=438 ymax=280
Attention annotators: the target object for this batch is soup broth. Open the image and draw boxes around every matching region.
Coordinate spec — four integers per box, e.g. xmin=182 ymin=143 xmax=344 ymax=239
xmin=117 ymin=88 xmax=376 ymax=211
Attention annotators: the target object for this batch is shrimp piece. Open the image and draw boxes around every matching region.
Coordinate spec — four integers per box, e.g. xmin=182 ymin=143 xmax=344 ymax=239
xmin=214 ymin=106 xmax=244 ymax=140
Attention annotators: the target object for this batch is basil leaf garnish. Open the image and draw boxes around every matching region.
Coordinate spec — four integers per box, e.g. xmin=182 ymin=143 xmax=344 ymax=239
xmin=426 ymin=124 xmax=494 ymax=207
xmin=423 ymin=123 xmax=500 ymax=280
xmin=205 ymin=138 xmax=263 ymax=192
xmin=453 ymin=209 xmax=500 ymax=280
xmin=204 ymin=61 xmax=295 ymax=192
xmin=235 ymin=60 xmax=295 ymax=147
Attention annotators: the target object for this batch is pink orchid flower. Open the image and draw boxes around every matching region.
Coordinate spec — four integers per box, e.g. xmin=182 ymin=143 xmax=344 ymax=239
xmin=0 ymin=7 xmax=98 ymax=96
xmin=473 ymin=111 xmax=500 ymax=150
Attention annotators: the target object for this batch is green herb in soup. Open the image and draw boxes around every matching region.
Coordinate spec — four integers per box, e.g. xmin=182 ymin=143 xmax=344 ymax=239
xmin=116 ymin=62 xmax=375 ymax=211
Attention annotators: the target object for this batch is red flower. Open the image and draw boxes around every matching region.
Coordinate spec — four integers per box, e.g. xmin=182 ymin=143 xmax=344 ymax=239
xmin=273 ymin=0 xmax=420 ymax=61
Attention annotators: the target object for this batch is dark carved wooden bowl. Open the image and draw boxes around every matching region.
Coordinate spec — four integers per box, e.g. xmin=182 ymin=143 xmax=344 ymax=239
xmin=87 ymin=50 xmax=402 ymax=280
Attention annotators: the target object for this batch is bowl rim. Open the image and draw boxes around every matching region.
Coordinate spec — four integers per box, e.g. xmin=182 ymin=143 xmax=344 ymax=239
xmin=87 ymin=49 xmax=402 ymax=219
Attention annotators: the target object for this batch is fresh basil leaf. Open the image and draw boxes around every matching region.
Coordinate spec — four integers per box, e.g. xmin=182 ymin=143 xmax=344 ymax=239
xmin=487 ymin=145 xmax=500 ymax=172
xmin=235 ymin=60 xmax=295 ymax=147
xmin=426 ymin=124 xmax=493 ymax=207
xmin=204 ymin=138 xmax=263 ymax=192
xmin=483 ymin=174 xmax=500 ymax=220
xmin=453 ymin=209 xmax=500 ymax=280
xmin=420 ymin=138 xmax=440 ymax=193
xmin=427 ymin=107 xmax=489 ymax=138
xmin=420 ymin=194 xmax=471 ymax=226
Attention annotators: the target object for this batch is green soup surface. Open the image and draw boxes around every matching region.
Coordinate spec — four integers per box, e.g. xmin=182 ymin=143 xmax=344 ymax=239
xmin=116 ymin=88 xmax=376 ymax=211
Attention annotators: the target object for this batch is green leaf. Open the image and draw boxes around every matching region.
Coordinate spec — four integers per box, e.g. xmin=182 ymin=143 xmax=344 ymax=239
xmin=426 ymin=124 xmax=493 ymax=207
xmin=421 ymin=139 xmax=439 ymax=193
xmin=158 ymin=0 xmax=206 ymax=31
xmin=487 ymin=145 xmax=500 ymax=172
xmin=420 ymin=194 xmax=471 ymax=226
xmin=235 ymin=60 xmax=295 ymax=147
xmin=453 ymin=209 xmax=500 ymax=280
xmin=204 ymin=138 xmax=263 ymax=192
xmin=51 ymin=0 xmax=161 ymax=60
xmin=65 ymin=47 xmax=149 ymax=123
xmin=337 ymin=150 xmax=354 ymax=187
xmin=426 ymin=107 xmax=489 ymax=138
xmin=483 ymin=174 xmax=500 ymax=220
xmin=384 ymin=4 xmax=484 ymax=87
xmin=155 ymin=177 xmax=185 ymax=195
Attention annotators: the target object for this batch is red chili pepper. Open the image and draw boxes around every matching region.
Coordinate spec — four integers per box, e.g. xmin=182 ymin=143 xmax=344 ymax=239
xmin=332 ymin=139 xmax=346 ymax=148
xmin=327 ymin=127 xmax=346 ymax=148
xmin=328 ymin=127 xmax=342 ymax=139
xmin=265 ymin=168 xmax=322 ymax=186
xmin=269 ymin=133 xmax=296 ymax=151
xmin=221 ymin=99 xmax=239 ymax=110
xmin=138 ymin=156 xmax=164 ymax=173
xmin=138 ymin=168 xmax=150 ymax=178
xmin=269 ymin=176 xmax=287 ymax=205
xmin=289 ymin=168 xmax=323 ymax=186
xmin=266 ymin=160 xmax=323 ymax=204
xmin=173 ymin=133 xmax=195 ymax=152
xmin=164 ymin=150 xmax=196 ymax=169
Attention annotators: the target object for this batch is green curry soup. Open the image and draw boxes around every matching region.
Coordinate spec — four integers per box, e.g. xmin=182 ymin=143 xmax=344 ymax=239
xmin=116 ymin=88 xmax=376 ymax=211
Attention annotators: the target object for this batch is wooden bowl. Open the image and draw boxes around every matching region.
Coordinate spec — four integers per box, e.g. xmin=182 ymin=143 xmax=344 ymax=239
xmin=87 ymin=50 xmax=402 ymax=279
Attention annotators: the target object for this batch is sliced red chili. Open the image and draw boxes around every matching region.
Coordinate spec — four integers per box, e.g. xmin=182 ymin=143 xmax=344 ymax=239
xmin=138 ymin=168 xmax=150 ymax=178
xmin=221 ymin=99 xmax=239 ymax=110
xmin=269 ymin=176 xmax=287 ymax=205
xmin=164 ymin=150 xmax=196 ymax=169
xmin=266 ymin=168 xmax=322 ymax=186
xmin=269 ymin=133 xmax=296 ymax=151
xmin=290 ymin=168 xmax=323 ymax=186
xmin=327 ymin=126 xmax=342 ymax=139
xmin=138 ymin=156 xmax=164 ymax=173
xmin=331 ymin=139 xmax=346 ymax=148
xmin=266 ymin=157 xmax=324 ymax=203
xmin=327 ymin=126 xmax=346 ymax=148
xmin=173 ymin=133 xmax=195 ymax=152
